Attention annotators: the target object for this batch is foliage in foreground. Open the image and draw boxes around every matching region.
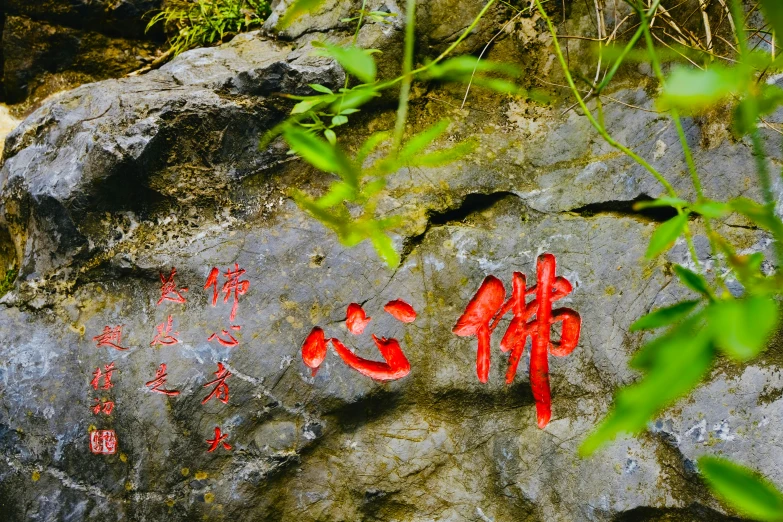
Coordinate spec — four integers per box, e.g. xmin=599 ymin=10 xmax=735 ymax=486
xmin=146 ymin=0 xmax=271 ymax=56
xmin=530 ymin=0 xmax=783 ymax=518
xmin=279 ymin=0 xmax=783 ymax=518
xmin=268 ymin=0 xmax=525 ymax=267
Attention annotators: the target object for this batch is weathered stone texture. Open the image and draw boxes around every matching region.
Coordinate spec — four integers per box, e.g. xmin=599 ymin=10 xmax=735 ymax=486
xmin=0 ymin=1 xmax=782 ymax=521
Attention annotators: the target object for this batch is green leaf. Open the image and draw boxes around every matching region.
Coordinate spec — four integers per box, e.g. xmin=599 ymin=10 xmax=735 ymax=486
xmin=291 ymin=189 xmax=348 ymax=229
xmin=707 ymin=297 xmax=780 ymax=361
xmin=633 ymin=197 xmax=688 ymax=210
xmin=356 ymin=131 xmax=391 ymax=167
xmin=399 ymin=120 xmax=450 ymax=159
xmin=423 ymin=56 xmax=522 ymax=80
xmin=314 ymin=181 xmax=356 ymax=208
xmin=309 ymin=83 xmax=334 ymax=94
xmin=313 ymin=43 xmax=377 ymax=84
xmin=406 ymin=139 xmax=478 ymax=169
xmin=673 ymin=265 xmax=711 ymax=297
xmin=324 ymin=128 xmax=337 ymax=144
xmin=279 ymin=0 xmax=327 ymax=29
xmin=730 ymin=198 xmax=783 ymax=241
xmin=630 ymin=300 xmax=700 ymax=331
xmin=469 ymin=77 xmax=523 ymax=95
xmin=691 ymin=200 xmax=730 ymax=218
xmin=283 ymin=126 xmax=357 ymax=185
xmin=331 ymin=115 xmax=348 ymax=126
xmin=659 ymin=65 xmax=747 ymax=113
xmin=645 ymin=213 xmax=689 ymax=258
xmin=581 ymin=318 xmax=714 ymax=455
xmin=760 ymin=0 xmax=783 ymax=47
xmin=370 ymin=229 xmax=400 ymax=268
xmin=699 ymin=456 xmax=783 ymax=521
xmin=292 ymin=98 xmax=326 ymax=115
xmin=339 ymin=108 xmax=360 ymax=115
xmin=733 ymin=85 xmax=783 ymax=136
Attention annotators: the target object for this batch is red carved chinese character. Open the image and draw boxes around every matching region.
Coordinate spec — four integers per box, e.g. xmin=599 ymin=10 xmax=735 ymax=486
xmin=145 ymin=363 xmax=180 ymax=396
xmin=202 ymin=362 xmax=232 ymax=405
xmin=157 ymin=267 xmax=188 ymax=305
xmin=204 ymin=264 xmax=249 ymax=322
xmin=89 ymin=429 xmax=118 ymax=455
xmin=452 ymin=253 xmax=581 ymax=429
xmin=384 ymin=299 xmax=417 ymax=323
xmin=91 ymin=398 xmax=115 ymax=415
xmin=331 ymin=335 xmax=411 ymax=381
xmin=207 ymin=329 xmax=239 ymax=347
xmin=346 ymin=303 xmax=371 ymax=334
xmin=302 ymin=299 xmax=416 ymax=382
xmin=91 ymin=362 xmax=116 ymax=390
xmin=150 ymin=315 xmax=180 ymax=346
xmin=92 ymin=326 xmax=128 ymax=351
xmin=302 ymin=327 xmax=328 ymax=376
xmin=206 ymin=426 xmax=232 ymax=452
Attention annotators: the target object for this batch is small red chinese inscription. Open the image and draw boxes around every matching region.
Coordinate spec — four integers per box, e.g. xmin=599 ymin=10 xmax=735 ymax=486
xmin=91 ymin=362 xmax=116 ymax=390
xmin=150 ymin=315 xmax=180 ymax=347
xmin=206 ymin=426 xmax=232 ymax=452
xmin=91 ymin=399 xmax=115 ymax=415
xmin=92 ymin=326 xmax=128 ymax=351
xmin=202 ymin=362 xmax=231 ymax=405
xmin=453 ymin=253 xmax=581 ymax=429
xmin=207 ymin=329 xmax=239 ymax=347
xmin=145 ymin=363 xmax=180 ymax=396
xmin=89 ymin=429 xmax=118 ymax=455
xmin=204 ymin=264 xmax=249 ymax=322
xmin=302 ymin=300 xmax=415 ymax=381
xmin=158 ymin=267 xmax=188 ymax=305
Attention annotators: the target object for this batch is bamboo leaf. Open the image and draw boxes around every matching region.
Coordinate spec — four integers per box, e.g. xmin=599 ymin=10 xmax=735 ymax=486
xmin=633 ymin=197 xmax=688 ymax=210
xmin=283 ymin=126 xmax=357 ymax=185
xmin=399 ymin=120 xmax=450 ymax=159
xmin=279 ymin=0 xmax=327 ymax=29
xmin=313 ymin=43 xmax=377 ymax=84
xmin=370 ymin=229 xmax=400 ymax=268
xmin=730 ymin=198 xmax=783 ymax=241
xmin=760 ymin=0 xmax=783 ymax=47
xmin=659 ymin=65 xmax=747 ymax=113
xmin=645 ymin=213 xmax=689 ymax=258
xmin=699 ymin=456 xmax=783 ymax=522
xmin=673 ymin=265 xmax=711 ymax=297
xmin=630 ymin=300 xmax=701 ymax=331
xmin=581 ymin=318 xmax=714 ymax=455
xmin=707 ymin=297 xmax=780 ymax=361
xmin=309 ymin=83 xmax=334 ymax=94
xmin=405 ymin=139 xmax=478 ymax=169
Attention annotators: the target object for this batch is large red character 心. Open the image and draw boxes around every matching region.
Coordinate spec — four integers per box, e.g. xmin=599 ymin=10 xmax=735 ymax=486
xmin=301 ymin=300 xmax=415 ymax=381
xmin=453 ymin=253 xmax=581 ymax=429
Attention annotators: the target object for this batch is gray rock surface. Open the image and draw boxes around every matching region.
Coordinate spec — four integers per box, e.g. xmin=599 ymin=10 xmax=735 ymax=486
xmin=0 ymin=2 xmax=782 ymax=521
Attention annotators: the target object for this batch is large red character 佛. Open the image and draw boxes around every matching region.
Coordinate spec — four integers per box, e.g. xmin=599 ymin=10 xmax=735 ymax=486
xmin=453 ymin=253 xmax=581 ymax=428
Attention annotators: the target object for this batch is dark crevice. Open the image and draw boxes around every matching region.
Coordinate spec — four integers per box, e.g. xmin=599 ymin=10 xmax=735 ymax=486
xmin=399 ymin=191 xmax=521 ymax=266
xmin=568 ymin=194 xmax=679 ymax=223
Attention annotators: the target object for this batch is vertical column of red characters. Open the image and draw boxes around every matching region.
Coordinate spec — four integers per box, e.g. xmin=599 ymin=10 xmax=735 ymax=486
xmin=89 ymin=325 xmax=127 ymax=455
xmin=202 ymin=264 xmax=248 ymax=452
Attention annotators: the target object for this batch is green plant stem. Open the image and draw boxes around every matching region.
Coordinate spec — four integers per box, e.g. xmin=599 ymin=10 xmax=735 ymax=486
xmin=394 ymin=0 xmax=417 ymax=150
xmin=636 ymin=0 xmax=712 ymax=275
xmin=728 ymin=0 xmax=783 ymax=270
xmin=352 ymin=0 xmax=367 ymax=44
xmin=597 ymin=0 xmax=661 ymax=93
xmin=533 ymin=1 xmax=676 ymax=198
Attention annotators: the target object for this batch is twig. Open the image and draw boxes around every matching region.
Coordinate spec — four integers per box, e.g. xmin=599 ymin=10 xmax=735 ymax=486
xmin=127 ymin=48 xmax=175 ymax=77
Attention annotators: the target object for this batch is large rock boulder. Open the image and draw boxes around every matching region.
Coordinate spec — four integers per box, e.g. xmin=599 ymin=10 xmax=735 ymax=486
xmin=0 ymin=2 xmax=781 ymax=521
